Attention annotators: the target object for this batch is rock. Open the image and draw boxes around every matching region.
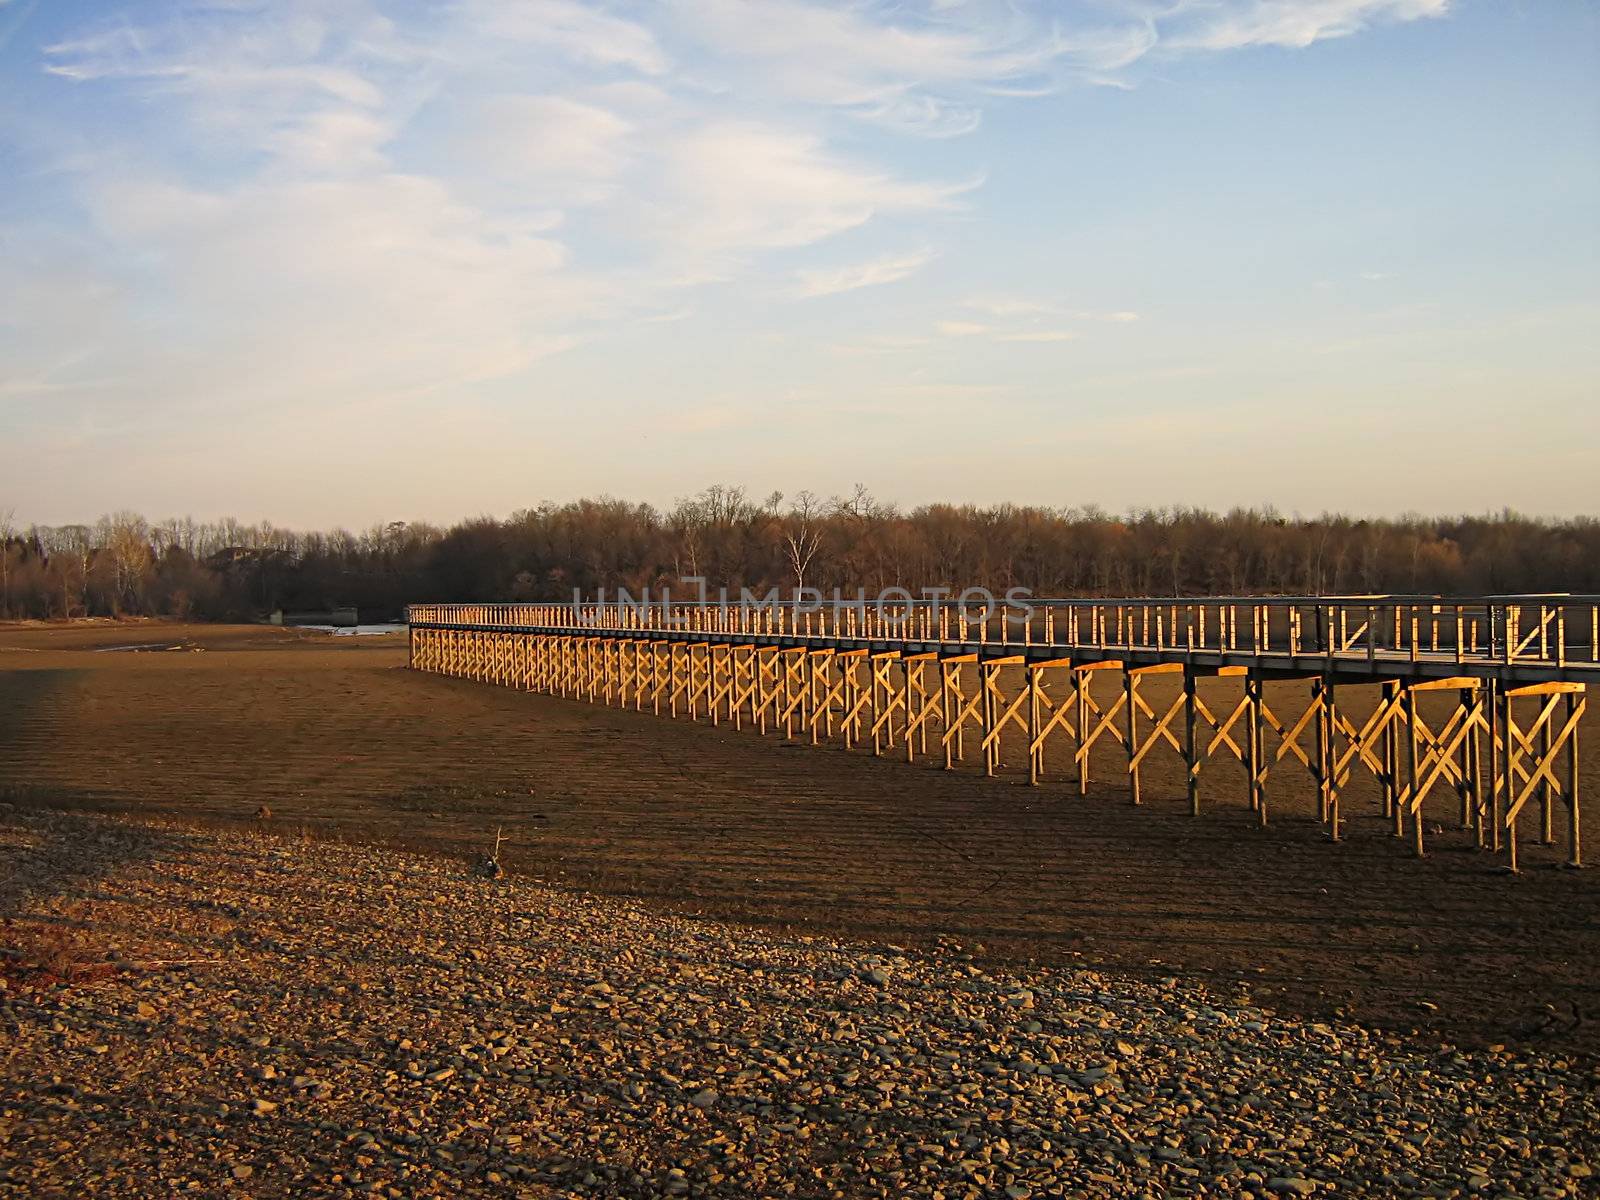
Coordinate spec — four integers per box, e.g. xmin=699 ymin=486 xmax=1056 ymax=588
xmin=3 ymin=809 xmax=1593 ymax=1200
xmin=1267 ymin=1178 xmax=1316 ymax=1196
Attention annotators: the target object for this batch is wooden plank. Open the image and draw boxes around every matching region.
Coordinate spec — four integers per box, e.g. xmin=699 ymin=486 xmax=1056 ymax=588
xmin=1506 ymin=681 xmax=1585 ymax=697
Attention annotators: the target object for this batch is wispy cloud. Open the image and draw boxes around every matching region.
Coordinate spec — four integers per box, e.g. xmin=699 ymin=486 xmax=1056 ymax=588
xmin=966 ymin=295 xmax=1139 ymax=323
xmin=935 ymin=320 xmax=1079 ymax=344
xmin=942 ymin=297 xmax=1138 ymax=344
xmin=7 ymin=0 xmax=1457 ymax=501
xmin=995 ymin=330 xmax=1078 ymax=343
xmin=793 ymin=247 xmax=936 ymax=298
xmin=462 ymin=0 xmax=670 ymax=74
xmin=1161 ymin=0 xmax=1451 ymax=52
xmin=937 ymin=320 xmax=991 ymax=337
xmin=662 ymin=0 xmax=1071 ymax=135
xmin=828 ymin=334 xmax=934 ymax=356
xmin=646 ymin=123 xmax=969 ymax=270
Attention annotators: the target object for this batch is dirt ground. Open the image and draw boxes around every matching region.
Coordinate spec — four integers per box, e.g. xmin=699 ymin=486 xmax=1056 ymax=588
xmin=2 ymin=620 xmax=1597 ymax=1057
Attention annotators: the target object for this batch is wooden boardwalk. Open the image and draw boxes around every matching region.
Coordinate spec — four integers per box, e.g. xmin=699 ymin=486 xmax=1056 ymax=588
xmin=407 ymin=596 xmax=1594 ymax=872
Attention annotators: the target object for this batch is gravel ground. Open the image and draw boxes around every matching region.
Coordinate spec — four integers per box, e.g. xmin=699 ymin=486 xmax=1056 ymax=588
xmin=1 ymin=810 xmax=1596 ymax=1199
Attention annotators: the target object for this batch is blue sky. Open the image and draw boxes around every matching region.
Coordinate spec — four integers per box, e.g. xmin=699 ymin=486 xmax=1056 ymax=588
xmin=1 ymin=0 xmax=1596 ymax=526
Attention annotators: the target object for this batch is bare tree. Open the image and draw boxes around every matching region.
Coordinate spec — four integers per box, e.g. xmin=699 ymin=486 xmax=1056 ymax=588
xmin=0 ymin=496 xmax=1592 ymax=621
xmin=667 ymin=494 xmax=706 ymax=581
xmin=103 ymin=511 xmax=152 ymax=616
xmin=781 ymin=491 xmax=824 ymax=593
xmin=57 ymin=525 xmax=91 ymax=618
xmin=0 ymin=506 xmax=13 ymax=618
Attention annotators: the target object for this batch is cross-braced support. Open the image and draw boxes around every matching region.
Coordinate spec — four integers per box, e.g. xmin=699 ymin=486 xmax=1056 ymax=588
xmin=409 ymin=624 xmax=1587 ymax=876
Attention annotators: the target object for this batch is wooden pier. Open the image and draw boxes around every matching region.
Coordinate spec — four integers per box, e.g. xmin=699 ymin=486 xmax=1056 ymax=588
xmin=406 ymin=596 xmax=1594 ymax=872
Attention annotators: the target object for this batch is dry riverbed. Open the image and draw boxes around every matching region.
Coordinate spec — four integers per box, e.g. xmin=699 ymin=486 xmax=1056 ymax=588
xmin=1 ymin=809 xmax=1594 ymax=1199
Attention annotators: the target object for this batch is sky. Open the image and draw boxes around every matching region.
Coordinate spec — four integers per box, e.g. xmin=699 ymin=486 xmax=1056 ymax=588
xmin=1 ymin=0 xmax=1596 ymax=529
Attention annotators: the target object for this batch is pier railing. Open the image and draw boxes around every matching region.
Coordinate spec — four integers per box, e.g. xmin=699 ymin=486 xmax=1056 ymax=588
xmin=407 ymin=592 xmax=1591 ymax=870
xmin=407 ymin=595 xmax=1600 ymax=679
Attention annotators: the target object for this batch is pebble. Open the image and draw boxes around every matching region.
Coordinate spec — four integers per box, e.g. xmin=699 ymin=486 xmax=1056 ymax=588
xmin=1268 ymin=1178 xmax=1317 ymax=1196
xmin=0 ymin=809 xmax=1594 ymax=1200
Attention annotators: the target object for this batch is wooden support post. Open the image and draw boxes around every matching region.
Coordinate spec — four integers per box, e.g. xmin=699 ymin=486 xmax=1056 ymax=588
xmin=1028 ymin=667 xmax=1043 ymax=786
xmin=981 ymin=663 xmax=998 ymax=777
xmin=1183 ymin=667 xmax=1199 ymax=816
xmin=818 ymin=651 xmax=848 ymax=744
xmin=1464 ymin=686 xmax=1481 ymax=842
xmin=1076 ymin=671 xmax=1090 ymax=795
xmin=909 ymin=661 xmax=925 ymax=763
xmin=709 ymin=646 xmax=724 ymax=727
xmin=781 ymin=649 xmax=795 ymax=740
xmin=1125 ymin=667 xmax=1141 ymax=806
xmin=1566 ymin=690 xmax=1583 ymax=867
xmin=941 ymin=659 xmax=979 ymax=770
xmin=1497 ymin=681 xmax=1513 ymax=860
xmin=872 ymin=658 xmax=886 ymax=756
xmin=1406 ymin=685 xmax=1424 ymax=858
xmin=1382 ymin=681 xmax=1398 ymax=825
xmin=1540 ymin=710 xmax=1555 ymax=845
xmin=1505 ymin=687 xmax=1520 ymax=873
xmin=1389 ymin=683 xmax=1405 ymax=837
xmin=807 ymin=651 xmax=825 ymax=745
xmin=1313 ymin=678 xmax=1330 ymax=825
xmin=803 ymin=651 xmax=818 ymax=742
xmin=1499 ymin=683 xmax=1586 ymax=870
xmin=755 ymin=649 xmax=772 ymax=735
xmin=669 ymin=644 xmax=681 ymax=719
xmin=941 ymin=661 xmax=956 ymax=767
xmin=1247 ymin=675 xmax=1266 ymax=825
xmin=843 ymin=653 xmax=874 ymax=750
xmin=977 ymin=658 xmax=1027 ymax=778
xmin=1326 ymin=679 xmax=1341 ymax=842
xmin=1474 ymin=686 xmax=1492 ymax=846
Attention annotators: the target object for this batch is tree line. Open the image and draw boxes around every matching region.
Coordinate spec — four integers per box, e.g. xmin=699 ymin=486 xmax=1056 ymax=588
xmin=1 ymin=489 xmax=1597 ymax=622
